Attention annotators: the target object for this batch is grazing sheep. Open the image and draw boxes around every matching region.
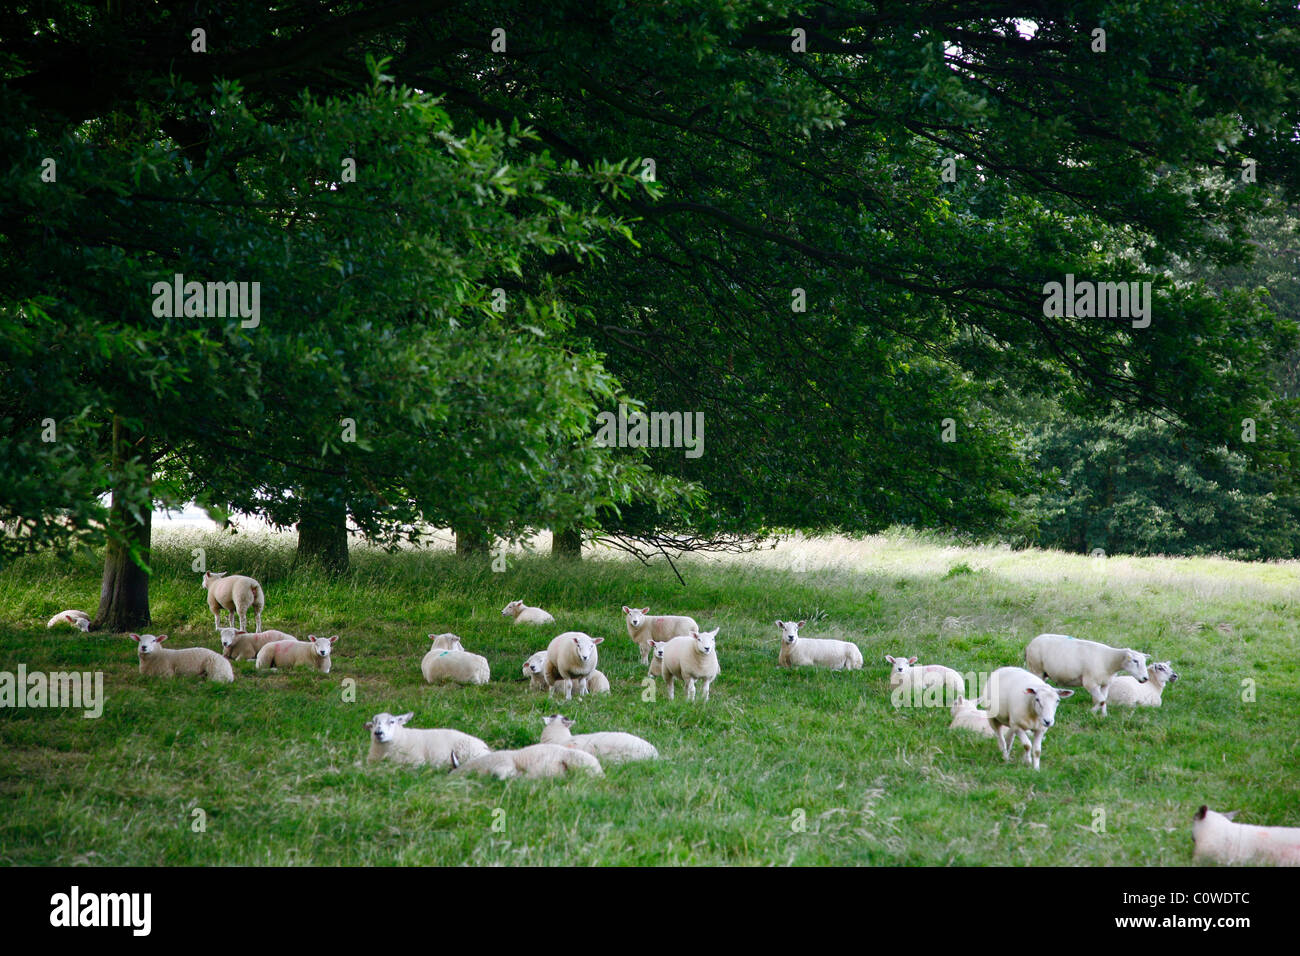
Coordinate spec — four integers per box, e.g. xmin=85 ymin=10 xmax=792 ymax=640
xmin=256 ymin=635 xmax=336 ymax=673
xmin=1024 ymin=633 xmax=1148 ymax=717
xmin=451 ymin=743 xmax=603 ymax=779
xmin=219 ymin=627 xmax=296 ymax=661
xmin=47 ymin=610 xmax=91 ymax=632
xmin=502 ymin=600 xmax=555 ymax=625
xmin=661 ymin=628 xmax=721 ymax=702
xmin=978 ymin=666 xmax=1074 ymax=771
xmin=421 ymin=637 xmax=490 ymax=685
xmin=1108 ymin=661 xmax=1179 ymax=707
xmin=776 ymin=620 xmax=863 ymax=670
xmin=884 ymin=655 xmax=966 ymax=706
xmin=540 ymin=714 xmax=658 ymax=763
xmin=948 ymin=695 xmax=997 ymax=737
xmin=364 ymin=712 xmax=491 ymax=769
xmin=523 ymin=651 xmax=549 ymax=690
xmin=623 ymin=606 xmax=699 ymax=666
xmin=1192 ymin=806 xmax=1300 ymax=866
xmin=132 ymin=633 xmax=234 ymax=684
xmin=544 ymin=632 xmax=604 ymax=700
xmin=202 ymin=571 xmax=264 ymax=633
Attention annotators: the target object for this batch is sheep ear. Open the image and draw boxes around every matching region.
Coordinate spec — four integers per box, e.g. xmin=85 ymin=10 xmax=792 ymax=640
xmin=157 ymin=634 xmax=169 ymax=642
xmin=883 ymin=655 xmax=894 ymax=663
xmin=622 ymin=606 xmax=631 ymax=615
xmin=797 ymin=620 xmax=806 ymax=628
xmin=330 ymin=635 xmax=338 ymax=643
xmin=591 ymin=636 xmax=603 ymax=644
xmin=396 ymin=712 xmax=413 ymax=724
xmin=129 ymin=633 xmax=141 ymax=642
xmin=1024 ymin=687 xmax=1037 ymax=695
xmin=1057 ymin=689 xmax=1074 ymax=698
xmin=1223 ymin=811 xmax=1239 ymax=821
xmin=907 ymin=656 xmax=916 ymax=664
xmin=363 ymin=721 xmax=373 ymax=730
xmin=563 ymin=718 xmax=574 ymax=728
xmin=1195 ymin=805 xmax=1208 ymax=821
xmin=640 ymin=608 xmax=650 ymax=614
xmin=775 ymin=620 xmax=783 ymax=628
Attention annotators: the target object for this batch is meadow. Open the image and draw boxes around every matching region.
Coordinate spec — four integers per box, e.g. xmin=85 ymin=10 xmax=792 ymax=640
xmin=1 ymin=528 xmax=1297 ymax=866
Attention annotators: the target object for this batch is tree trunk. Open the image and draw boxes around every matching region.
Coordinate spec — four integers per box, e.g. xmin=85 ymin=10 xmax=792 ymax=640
xmin=296 ymin=497 xmax=349 ymax=573
xmin=553 ymin=527 xmax=582 ymax=559
xmin=454 ymin=524 xmax=490 ymax=557
xmin=93 ymin=418 xmax=152 ymax=633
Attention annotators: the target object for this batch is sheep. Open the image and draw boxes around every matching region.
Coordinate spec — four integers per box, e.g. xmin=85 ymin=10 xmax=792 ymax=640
xmin=544 ymin=631 xmax=604 ymax=700
xmin=47 ymin=610 xmax=91 ymax=632
xmin=451 ymin=743 xmax=603 ymax=779
xmin=132 ymin=633 xmax=234 ymax=683
xmin=523 ymin=651 xmax=549 ymax=690
xmin=1107 ymin=661 xmax=1179 ymax=707
xmin=364 ymin=712 xmax=491 ymax=769
xmin=502 ymin=600 xmax=555 ymax=625
xmin=421 ymin=636 xmax=490 ymax=685
xmin=540 ymin=714 xmax=658 ymax=763
xmin=1192 ymin=806 xmax=1300 ymax=866
xmin=661 ymin=628 xmax=721 ymax=702
xmin=256 ymin=635 xmax=337 ymax=673
xmin=884 ymin=655 xmax=966 ymax=707
xmin=202 ymin=571 xmax=264 ymax=633
xmin=978 ymin=666 xmax=1074 ymax=771
xmin=776 ymin=619 xmax=863 ymax=670
xmin=428 ymin=633 xmax=465 ymax=652
xmin=550 ymin=670 xmax=611 ymax=697
xmin=647 ymin=640 xmax=667 ymax=678
xmin=219 ymin=627 xmax=296 ymax=661
xmin=1024 ymin=633 xmax=1148 ymax=717
xmin=948 ymin=695 xmax=997 ymax=737
xmin=623 ymin=606 xmax=699 ymax=666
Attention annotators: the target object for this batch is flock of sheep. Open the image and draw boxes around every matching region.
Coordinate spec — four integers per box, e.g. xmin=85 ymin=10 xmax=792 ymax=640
xmin=42 ymin=568 xmax=1300 ymax=865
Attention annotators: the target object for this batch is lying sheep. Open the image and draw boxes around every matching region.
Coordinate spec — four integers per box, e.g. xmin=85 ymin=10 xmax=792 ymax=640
xmin=661 ymin=628 xmax=721 ymax=702
xmin=47 ymin=610 xmax=91 ymax=632
xmin=544 ymin=632 xmax=603 ymax=700
xmin=202 ymin=571 xmax=264 ymax=633
xmin=979 ymin=666 xmax=1074 ymax=771
xmin=1108 ymin=661 xmax=1179 ymax=707
xmin=776 ymin=620 xmax=863 ymax=670
xmin=502 ymin=600 xmax=555 ymax=625
xmin=364 ymin=712 xmax=491 ymax=769
xmin=550 ymin=670 xmax=610 ymax=697
xmin=451 ymin=743 xmax=603 ymax=779
xmin=1024 ymin=633 xmax=1148 ymax=717
xmin=422 ymin=636 xmax=490 ymax=685
xmin=948 ymin=695 xmax=996 ymax=737
xmin=523 ymin=651 xmax=549 ymax=690
xmin=256 ymin=635 xmax=336 ymax=673
xmin=1192 ymin=805 xmax=1300 ymax=866
xmin=219 ymin=627 xmax=296 ymax=661
xmin=623 ymin=606 xmax=699 ymax=666
xmin=884 ymin=655 xmax=966 ymax=706
xmin=132 ymin=633 xmax=234 ymax=683
xmin=540 ymin=714 xmax=658 ymax=763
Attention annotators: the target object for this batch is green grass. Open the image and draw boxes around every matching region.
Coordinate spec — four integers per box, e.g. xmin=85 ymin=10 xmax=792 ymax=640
xmin=1 ymin=529 xmax=1297 ymax=865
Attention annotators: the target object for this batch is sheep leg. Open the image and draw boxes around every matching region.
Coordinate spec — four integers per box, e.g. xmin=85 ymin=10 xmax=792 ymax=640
xmin=700 ymin=678 xmax=712 ymax=702
xmin=1016 ymin=729 xmax=1033 ymax=765
xmin=254 ymin=607 xmax=262 ymax=633
xmin=1083 ymin=679 xmax=1105 ymax=715
xmin=638 ymin=643 xmax=649 ymax=666
xmin=665 ymin=674 xmax=675 ymax=700
xmin=994 ymin=725 xmax=1012 ymax=761
xmin=1095 ymin=681 xmax=1110 ymax=717
xmin=685 ymin=677 xmax=696 ymax=702
xmin=1030 ymin=729 xmax=1045 ymax=771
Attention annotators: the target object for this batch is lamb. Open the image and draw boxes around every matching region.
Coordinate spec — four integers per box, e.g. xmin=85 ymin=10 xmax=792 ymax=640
xmin=776 ymin=620 xmax=863 ymax=670
xmin=421 ymin=637 xmax=490 ymax=685
xmin=132 ymin=633 xmax=234 ymax=683
xmin=364 ymin=712 xmax=491 ymax=769
xmin=623 ymin=606 xmax=699 ymax=666
xmin=523 ymin=651 xmax=549 ymax=690
xmin=255 ymin=635 xmax=337 ymax=673
xmin=544 ymin=632 xmax=604 ymax=700
xmin=47 ymin=610 xmax=91 ymax=632
xmin=1107 ymin=661 xmax=1179 ymax=707
xmin=1192 ymin=806 xmax=1300 ymax=866
xmin=451 ymin=743 xmax=603 ymax=779
xmin=540 ymin=714 xmax=658 ymax=763
xmin=219 ymin=627 xmax=296 ymax=661
xmin=884 ymin=655 xmax=966 ymax=706
xmin=1024 ymin=633 xmax=1148 ymax=717
xmin=202 ymin=571 xmax=264 ymax=633
xmin=978 ymin=666 xmax=1074 ymax=771
xmin=660 ymin=628 xmax=721 ymax=702
xmin=551 ymin=670 xmax=610 ymax=697
xmin=647 ymin=640 xmax=667 ymax=678
xmin=502 ymin=600 xmax=555 ymax=625
xmin=948 ymin=695 xmax=997 ymax=737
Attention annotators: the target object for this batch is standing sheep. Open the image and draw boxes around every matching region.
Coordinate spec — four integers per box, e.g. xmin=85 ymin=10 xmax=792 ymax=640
xmin=1192 ymin=806 xmax=1300 ymax=866
xmin=1024 ymin=633 xmax=1148 ymax=717
xmin=256 ymin=635 xmax=337 ymax=673
xmin=421 ymin=636 xmax=490 ymax=685
xmin=540 ymin=714 xmax=658 ymax=763
xmin=647 ymin=640 xmax=667 ymax=678
xmin=948 ymin=695 xmax=997 ymax=737
xmin=776 ymin=620 xmax=863 ymax=670
xmin=451 ymin=744 xmax=603 ymax=779
xmin=47 ymin=610 xmax=91 ymax=632
xmin=544 ymin=632 xmax=604 ymax=700
xmin=202 ymin=571 xmax=265 ymax=633
xmin=132 ymin=633 xmax=234 ymax=684
xmin=502 ymin=600 xmax=556 ymax=625
xmin=1107 ymin=661 xmax=1179 ymax=707
xmin=978 ymin=666 xmax=1074 ymax=771
xmin=884 ymin=655 xmax=966 ymax=707
xmin=364 ymin=712 xmax=491 ymax=769
xmin=219 ymin=627 xmax=296 ymax=661
xmin=661 ymin=628 xmax=721 ymax=702
xmin=623 ymin=606 xmax=699 ymax=666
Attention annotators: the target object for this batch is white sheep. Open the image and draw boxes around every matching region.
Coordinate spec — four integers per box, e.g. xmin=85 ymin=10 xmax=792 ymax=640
xmin=523 ymin=651 xmax=549 ymax=690
xmin=884 ymin=654 xmax=966 ymax=706
xmin=502 ymin=600 xmax=556 ymax=625
xmin=132 ymin=633 xmax=234 ymax=683
xmin=661 ymin=628 xmax=721 ymax=702
xmin=364 ymin=712 xmax=491 ymax=769
xmin=451 ymin=743 xmax=603 ymax=779
xmin=255 ymin=635 xmax=336 ymax=673
xmin=421 ymin=636 xmax=490 ymax=685
xmin=544 ymin=631 xmax=604 ymax=700
xmin=776 ymin=619 xmax=863 ymax=670
xmin=1024 ymin=633 xmax=1148 ymax=717
xmin=550 ymin=670 xmax=611 ymax=697
xmin=948 ymin=695 xmax=996 ymax=737
xmin=978 ymin=666 xmax=1074 ymax=771
xmin=540 ymin=714 xmax=658 ymax=763
xmin=647 ymin=640 xmax=667 ymax=678
xmin=219 ymin=627 xmax=296 ymax=661
xmin=1192 ymin=805 xmax=1300 ymax=866
xmin=202 ymin=571 xmax=264 ymax=633
xmin=428 ymin=632 xmax=465 ymax=652
xmin=623 ymin=606 xmax=699 ymax=665
xmin=1107 ymin=661 xmax=1179 ymax=707
xmin=47 ymin=610 xmax=91 ymax=632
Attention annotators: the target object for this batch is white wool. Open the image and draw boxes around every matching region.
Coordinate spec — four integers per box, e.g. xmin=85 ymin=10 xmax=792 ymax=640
xmin=428 ymin=633 xmax=464 ymax=652
xmin=623 ymin=606 xmax=698 ymax=665
xmin=452 ymin=743 xmax=603 ymax=779
xmin=1024 ymin=633 xmax=1148 ymax=717
xmin=47 ymin=610 xmax=91 ymax=632
xmin=979 ymin=666 xmax=1074 ymax=771
xmin=776 ymin=620 xmax=863 ymax=670
xmin=540 ymin=714 xmax=658 ymax=762
xmin=884 ymin=655 xmax=966 ymax=705
xmin=661 ymin=628 xmax=721 ymax=702
xmin=364 ymin=712 xmax=490 ymax=769
xmin=1108 ymin=662 xmax=1179 ymax=707
xmin=550 ymin=670 xmax=610 ymax=697
xmin=202 ymin=571 xmax=265 ymax=633
xmin=220 ymin=627 xmax=295 ymax=661
xmin=523 ymin=651 xmax=550 ymax=690
xmin=1192 ymin=806 xmax=1300 ymax=866
xmin=255 ymin=635 xmax=336 ymax=673
xmin=647 ymin=640 xmax=667 ymax=678
xmin=948 ymin=695 xmax=996 ymax=737
xmin=502 ymin=600 xmax=555 ymax=625
xmin=544 ymin=632 xmax=603 ymax=700
xmin=132 ymin=633 xmax=234 ymax=683
xmin=421 ymin=642 xmax=490 ymax=685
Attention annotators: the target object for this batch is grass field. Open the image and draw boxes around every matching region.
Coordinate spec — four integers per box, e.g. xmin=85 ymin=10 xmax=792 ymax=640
xmin=1 ymin=528 xmax=1297 ymax=866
